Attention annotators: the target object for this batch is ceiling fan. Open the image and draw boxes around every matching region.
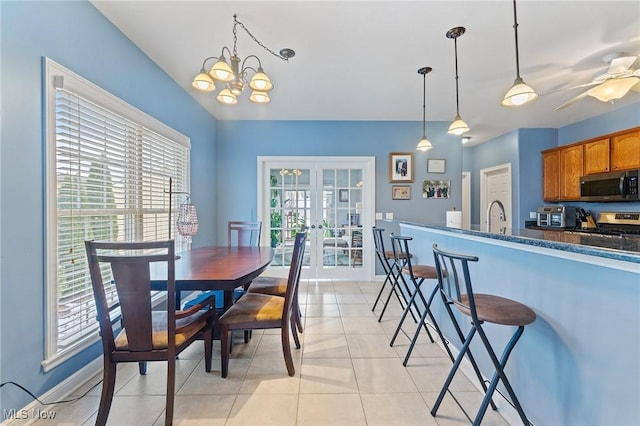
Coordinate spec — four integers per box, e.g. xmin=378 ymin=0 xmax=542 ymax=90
xmin=555 ymin=53 xmax=640 ymax=110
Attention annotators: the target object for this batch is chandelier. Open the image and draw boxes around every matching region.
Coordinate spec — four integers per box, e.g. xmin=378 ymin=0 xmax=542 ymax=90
xmin=191 ymin=14 xmax=295 ymax=105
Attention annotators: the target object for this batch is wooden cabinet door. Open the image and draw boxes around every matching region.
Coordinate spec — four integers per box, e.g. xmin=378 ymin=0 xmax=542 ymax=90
xmin=542 ymin=150 xmax=560 ymax=201
xmin=611 ymin=130 xmax=640 ymax=171
xmin=560 ymin=145 xmax=583 ymax=200
xmin=583 ymin=138 xmax=610 ymax=174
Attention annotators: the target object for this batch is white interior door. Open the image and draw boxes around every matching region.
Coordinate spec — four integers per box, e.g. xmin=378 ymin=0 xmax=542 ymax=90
xmin=258 ymin=156 xmax=375 ymax=280
xmin=480 ymin=163 xmax=512 ymax=232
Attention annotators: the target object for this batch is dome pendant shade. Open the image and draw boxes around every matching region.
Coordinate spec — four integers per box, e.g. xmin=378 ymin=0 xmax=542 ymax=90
xmin=192 ymin=70 xmax=216 ymax=92
xmin=217 ymin=88 xmax=238 ymax=105
xmin=448 ymin=115 xmax=470 ymax=135
xmin=501 ymin=0 xmax=538 ymax=107
xmin=417 ymin=136 xmax=433 ymax=152
xmin=249 ymin=68 xmax=274 ymax=91
xmin=501 ymin=78 xmax=538 ymax=106
xmin=249 ymin=90 xmax=271 ymax=103
xmin=210 ymin=58 xmax=235 ymax=82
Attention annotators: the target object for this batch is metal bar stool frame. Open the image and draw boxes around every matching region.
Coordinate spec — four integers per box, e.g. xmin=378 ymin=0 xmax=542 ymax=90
xmin=371 ymin=227 xmax=416 ymax=323
xmin=388 ymin=235 xmax=453 ymax=365
xmin=430 ymin=244 xmax=536 ymax=426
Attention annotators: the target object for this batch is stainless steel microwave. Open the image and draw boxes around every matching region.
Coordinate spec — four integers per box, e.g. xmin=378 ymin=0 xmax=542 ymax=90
xmin=580 ymin=169 xmax=639 ymax=202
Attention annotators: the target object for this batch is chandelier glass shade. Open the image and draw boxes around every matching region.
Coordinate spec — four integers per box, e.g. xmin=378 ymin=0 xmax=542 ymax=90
xmin=446 ymin=26 xmax=470 ymax=136
xmin=501 ymin=0 xmax=538 ymax=107
xmin=191 ymin=14 xmax=294 ymax=105
xmin=177 ymin=199 xmax=199 ymax=239
xmin=416 ymin=67 xmax=433 ymax=152
xmin=588 ymin=77 xmax=639 ymax=102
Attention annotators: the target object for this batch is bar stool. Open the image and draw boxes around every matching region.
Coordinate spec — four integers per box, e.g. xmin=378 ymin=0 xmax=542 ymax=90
xmin=431 ymin=244 xmax=536 ymax=426
xmin=388 ymin=235 xmax=453 ymax=366
xmin=371 ymin=227 xmax=415 ymax=323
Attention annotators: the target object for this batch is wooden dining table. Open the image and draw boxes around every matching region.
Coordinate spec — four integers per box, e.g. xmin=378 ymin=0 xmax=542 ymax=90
xmin=150 ymin=245 xmax=275 ymax=310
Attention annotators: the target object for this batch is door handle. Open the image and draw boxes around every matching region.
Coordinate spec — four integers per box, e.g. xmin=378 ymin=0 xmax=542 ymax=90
xmin=310 ymin=225 xmax=316 ymax=229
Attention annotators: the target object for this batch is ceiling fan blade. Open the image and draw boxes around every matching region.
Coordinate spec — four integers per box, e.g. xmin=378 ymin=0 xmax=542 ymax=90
xmin=587 ymin=77 xmax=639 ymax=102
xmin=608 ymin=56 xmax=637 ymax=74
xmin=542 ymin=80 xmax=600 ymax=96
xmin=556 ymin=90 xmax=590 ymax=110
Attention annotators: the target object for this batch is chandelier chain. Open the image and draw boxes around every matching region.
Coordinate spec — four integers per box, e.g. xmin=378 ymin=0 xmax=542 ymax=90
xmin=234 ymin=15 xmax=291 ymax=62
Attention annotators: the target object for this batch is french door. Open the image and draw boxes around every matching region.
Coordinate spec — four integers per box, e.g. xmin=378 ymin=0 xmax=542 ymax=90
xmin=258 ymin=157 xmax=375 ymax=280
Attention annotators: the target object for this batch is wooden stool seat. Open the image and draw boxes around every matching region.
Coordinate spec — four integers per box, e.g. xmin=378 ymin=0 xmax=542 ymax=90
xmin=459 ymin=294 xmax=536 ymax=326
xmin=403 ymin=264 xmax=437 ymax=280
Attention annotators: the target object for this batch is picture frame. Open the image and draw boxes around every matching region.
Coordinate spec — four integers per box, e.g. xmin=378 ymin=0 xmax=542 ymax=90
xmin=427 ymin=158 xmax=446 ymax=173
xmin=389 ymin=152 xmax=414 ymax=183
xmin=392 ymin=185 xmax=411 ymax=200
xmin=339 ymin=189 xmax=349 ymax=202
xmin=422 ymin=180 xmax=451 ymax=199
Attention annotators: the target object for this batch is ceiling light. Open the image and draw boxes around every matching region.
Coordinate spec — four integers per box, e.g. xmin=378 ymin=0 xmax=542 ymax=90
xmin=501 ymin=0 xmax=538 ymax=107
xmin=587 ymin=77 xmax=640 ymax=102
xmin=446 ymin=27 xmax=470 ymax=136
xmin=416 ymin=67 xmax=433 ymax=152
xmin=192 ymin=14 xmax=294 ymax=105
xmin=462 ymin=136 xmax=471 ymax=145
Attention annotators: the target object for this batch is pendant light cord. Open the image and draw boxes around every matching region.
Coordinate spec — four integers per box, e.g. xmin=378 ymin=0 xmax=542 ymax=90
xmin=512 ymin=0 xmax=522 ymax=79
xmin=454 ymin=37 xmax=461 ymax=116
xmin=422 ymin=72 xmax=426 ymax=137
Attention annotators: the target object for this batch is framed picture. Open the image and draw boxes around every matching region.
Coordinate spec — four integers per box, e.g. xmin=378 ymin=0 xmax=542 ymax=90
xmin=339 ymin=189 xmax=349 ymax=202
xmin=422 ymin=180 xmax=451 ymax=199
xmin=389 ymin=152 xmax=414 ymax=183
xmin=392 ymin=185 xmax=411 ymax=200
xmin=427 ymin=158 xmax=446 ymax=173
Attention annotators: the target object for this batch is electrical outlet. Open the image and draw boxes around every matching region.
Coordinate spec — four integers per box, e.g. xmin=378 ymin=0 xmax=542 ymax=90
xmin=375 ymin=212 xmax=383 ymax=220
xmin=385 ymin=212 xmax=394 ymax=220
xmin=529 ymin=211 xmax=537 ymax=219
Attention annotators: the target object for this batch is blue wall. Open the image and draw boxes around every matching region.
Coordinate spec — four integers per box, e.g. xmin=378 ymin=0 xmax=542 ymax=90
xmin=0 ymin=1 xmax=217 ymax=415
xmin=215 ymin=120 xmax=464 ymax=244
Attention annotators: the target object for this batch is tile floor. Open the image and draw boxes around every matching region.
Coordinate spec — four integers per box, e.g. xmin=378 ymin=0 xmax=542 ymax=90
xmin=30 ymin=280 xmax=509 ymax=425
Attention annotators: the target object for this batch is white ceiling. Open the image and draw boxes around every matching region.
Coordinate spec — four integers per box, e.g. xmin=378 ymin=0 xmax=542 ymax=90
xmin=91 ymin=0 xmax=640 ymax=146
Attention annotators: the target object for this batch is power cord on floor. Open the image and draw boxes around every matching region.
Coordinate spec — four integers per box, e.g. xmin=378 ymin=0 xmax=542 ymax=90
xmin=0 ymin=379 xmax=103 ymax=406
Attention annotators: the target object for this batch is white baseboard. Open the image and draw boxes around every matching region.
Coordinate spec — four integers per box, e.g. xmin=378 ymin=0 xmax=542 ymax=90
xmin=2 ymin=356 xmax=102 ymax=425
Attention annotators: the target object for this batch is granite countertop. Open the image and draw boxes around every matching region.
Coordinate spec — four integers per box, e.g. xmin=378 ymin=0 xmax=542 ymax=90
xmin=396 ymin=219 xmax=640 ymax=264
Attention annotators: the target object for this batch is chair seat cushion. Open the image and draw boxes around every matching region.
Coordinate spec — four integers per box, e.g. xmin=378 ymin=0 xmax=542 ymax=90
xmin=219 ymin=293 xmax=284 ymax=326
xmin=247 ymin=276 xmax=288 ymax=296
xmin=458 ymin=294 xmax=536 ymax=326
xmin=403 ymin=264 xmax=438 ymax=279
xmin=114 ymin=310 xmax=212 ymax=350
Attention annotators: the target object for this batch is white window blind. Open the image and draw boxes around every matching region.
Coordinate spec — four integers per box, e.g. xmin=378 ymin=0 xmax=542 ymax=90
xmin=44 ymin=59 xmax=191 ymax=369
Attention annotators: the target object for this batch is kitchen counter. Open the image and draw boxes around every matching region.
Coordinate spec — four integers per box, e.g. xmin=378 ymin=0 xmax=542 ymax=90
xmin=395 ymin=219 xmax=640 ymax=264
xmin=394 ymin=222 xmax=639 ymax=425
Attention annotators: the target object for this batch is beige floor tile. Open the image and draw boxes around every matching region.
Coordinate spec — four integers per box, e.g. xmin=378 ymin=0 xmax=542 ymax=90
xmin=116 ymin=359 xmax=199 ymax=396
xmin=297 ymin=394 xmax=366 ymax=426
xmin=390 ymin=330 xmax=450 ymax=360
xmin=341 ymin=316 xmax=387 ymax=334
xmin=304 ymin=316 xmax=345 ymax=334
xmin=346 ymin=333 xmax=399 ymax=358
xmin=332 ymin=281 xmax=363 ymax=294
xmin=352 ymin=358 xmax=418 ymax=393
xmin=359 ymin=281 xmax=383 ymax=294
xmin=71 ymin=363 xmax=139 ymax=397
xmin=299 ymin=358 xmax=359 ymax=394
xmin=30 ymin=396 xmax=100 ymax=426
xmin=252 ymin=333 xmax=303 ymax=360
xmin=405 ymin=357 xmax=477 ymax=393
xmin=335 ymin=293 xmax=368 ymax=304
xmin=360 ymin=393 xmax=438 ymax=426
xmin=304 ymin=303 xmax=340 ymax=317
xmin=422 ymin=391 xmax=509 ymax=426
xmin=306 ymin=292 xmax=337 ymax=304
xmin=302 ymin=334 xmax=351 ymax=359
xmin=239 ymin=357 xmax=301 ymax=394
xmin=83 ymin=395 xmax=166 ymax=425
xmin=161 ymin=394 xmax=235 ymax=426
xmin=337 ymin=303 xmax=377 ymax=317
xmin=225 ymin=394 xmax=298 ymax=426
xmin=177 ymin=359 xmax=250 ymax=395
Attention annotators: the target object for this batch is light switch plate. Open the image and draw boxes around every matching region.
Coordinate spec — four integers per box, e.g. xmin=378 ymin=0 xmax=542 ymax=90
xmin=375 ymin=212 xmax=383 ymax=220
xmin=385 ymin=212 xmax=394 ymax=220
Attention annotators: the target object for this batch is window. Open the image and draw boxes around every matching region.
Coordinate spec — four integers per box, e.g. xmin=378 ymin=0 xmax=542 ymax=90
xmin=43 ymin=59 xmax=191 ymax=370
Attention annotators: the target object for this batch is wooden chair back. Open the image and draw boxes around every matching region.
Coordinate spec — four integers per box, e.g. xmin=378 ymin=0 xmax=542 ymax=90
xmin=228 ymin=221 xmax=262 ymax=246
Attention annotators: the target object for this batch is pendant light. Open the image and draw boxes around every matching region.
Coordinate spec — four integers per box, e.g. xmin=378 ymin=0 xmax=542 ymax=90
xmin=501 ymin=0 xmax=538 ymax=107
xmin=416 ymin=67 xmax=433 ymax=152
xmin=447 ymin=26 xmax=470 ymax=135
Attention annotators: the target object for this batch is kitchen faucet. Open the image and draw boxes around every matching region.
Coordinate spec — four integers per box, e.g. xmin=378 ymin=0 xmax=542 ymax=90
xmin=486 ymin=199 xmax=506 ymax=233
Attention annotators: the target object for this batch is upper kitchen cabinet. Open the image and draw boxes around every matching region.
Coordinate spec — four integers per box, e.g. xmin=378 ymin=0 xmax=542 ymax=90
xmin=559 ymin=145 xmax=583 ymax=200
xmin=583 ymin=138 xmax=610 ymax=175
xmin=611 ymin=129 xmax=640 ymax=171
xmin=542 ymin=150 xmax=560 ymax=201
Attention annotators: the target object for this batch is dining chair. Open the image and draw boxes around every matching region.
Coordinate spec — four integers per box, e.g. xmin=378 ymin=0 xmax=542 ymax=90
xmin=85 ymin=240 xmax=217 ymax=426
xmin=430 ymin=244 xmax=536 ymax=426
xmin=228 ymin=220 xmax=262 ymax=247
xmin=219 ymin=231 xmax=307 ymax=378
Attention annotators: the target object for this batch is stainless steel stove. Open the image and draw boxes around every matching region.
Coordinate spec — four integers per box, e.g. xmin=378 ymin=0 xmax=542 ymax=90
xmin=569 ymin=212 xmax=640 ymax=239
